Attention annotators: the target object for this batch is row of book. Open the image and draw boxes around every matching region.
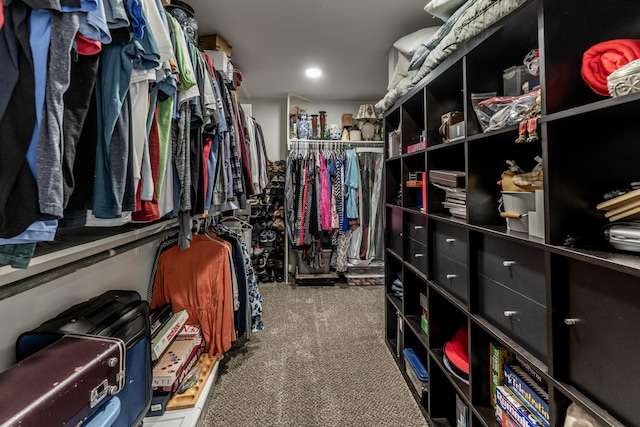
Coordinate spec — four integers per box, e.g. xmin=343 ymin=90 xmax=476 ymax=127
xmin=147 ymin=305 xmax=215 ymax=416
xmin=491 ymin=343 xmax=549 ymax=427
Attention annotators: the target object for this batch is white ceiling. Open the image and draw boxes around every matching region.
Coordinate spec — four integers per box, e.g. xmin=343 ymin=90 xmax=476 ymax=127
xmin=185 ymin=0 xmax=440 ymax=102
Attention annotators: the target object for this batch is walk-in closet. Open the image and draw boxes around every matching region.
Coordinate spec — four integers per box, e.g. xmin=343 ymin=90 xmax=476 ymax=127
xmin=0 ymin=1 xmax=638 ymax=426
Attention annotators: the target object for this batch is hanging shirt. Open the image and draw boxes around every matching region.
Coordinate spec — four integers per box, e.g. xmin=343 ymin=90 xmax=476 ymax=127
xmin=345 ymin=149 xmax=360 ymax=220
xmin=151 ymin=234 xmax=236 ymax=358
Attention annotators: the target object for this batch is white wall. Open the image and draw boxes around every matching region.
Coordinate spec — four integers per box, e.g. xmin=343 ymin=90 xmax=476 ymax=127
xmin=0 ymin=239 xmax=161 ymax=371
xmin=239 ymin=98 xmax=288 ymax=162
xmin=239 ymin=97 xmax=377 ymax=163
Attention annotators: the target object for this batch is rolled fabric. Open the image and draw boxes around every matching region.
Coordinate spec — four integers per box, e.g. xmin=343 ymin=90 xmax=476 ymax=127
xmin=581 ymin=39 xmax=640 ymax=96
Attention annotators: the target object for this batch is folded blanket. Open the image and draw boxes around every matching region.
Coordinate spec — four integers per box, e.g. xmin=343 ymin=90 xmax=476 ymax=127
xmin=581 ymin=39 xmax=640 ymax=96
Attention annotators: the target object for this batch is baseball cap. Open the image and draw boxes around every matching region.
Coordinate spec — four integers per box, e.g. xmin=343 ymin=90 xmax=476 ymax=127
xmin=443 ymin=325 xmax=469 ymax=374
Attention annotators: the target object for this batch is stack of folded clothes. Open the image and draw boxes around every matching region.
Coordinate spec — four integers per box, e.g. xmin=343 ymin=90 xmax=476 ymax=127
xmin=392 ymin=275 xmax=403 ymax=300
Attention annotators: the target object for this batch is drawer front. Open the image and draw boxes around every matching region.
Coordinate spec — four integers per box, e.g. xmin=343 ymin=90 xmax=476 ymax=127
xmin=406 ymin=213 xmax=427 ymax=243
xmin=433 ymin=222 xmax=467 ymax=264
xmin=388 ymin=208 xmax=403 ymax=256
xmin=565 ymin=261 xmax=640 ymax=427
xmin=433 ymin=254 xmax=467 ymax=303
xmin=478 ymin=274 xmax=547 ymax=361
xmin=477 ymin=235 xmax=545 ymax=305
xmin=407 ymin=238 xmax=428 ymax=275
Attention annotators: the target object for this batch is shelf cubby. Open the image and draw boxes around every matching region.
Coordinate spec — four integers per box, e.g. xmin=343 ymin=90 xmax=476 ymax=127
xmin=384 ymin=2 xmax=640 ymax=425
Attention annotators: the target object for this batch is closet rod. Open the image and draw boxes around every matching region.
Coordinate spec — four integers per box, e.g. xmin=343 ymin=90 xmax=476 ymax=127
xmin=287 ymin=140 xmax=384 ymax=149
xmin=0 ymin=226 xmax=178 ymax=302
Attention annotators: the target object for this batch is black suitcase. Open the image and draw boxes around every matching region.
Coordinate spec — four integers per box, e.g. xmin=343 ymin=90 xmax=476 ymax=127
xmin=0 ymin=334 xmax=126 ymax=427
xmin=16 ymin=290 xmax=152 ymax=427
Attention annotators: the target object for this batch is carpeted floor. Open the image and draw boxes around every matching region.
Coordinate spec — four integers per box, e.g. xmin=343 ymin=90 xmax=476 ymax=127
xmin=200 ymin=283 xmax=428 ymax=427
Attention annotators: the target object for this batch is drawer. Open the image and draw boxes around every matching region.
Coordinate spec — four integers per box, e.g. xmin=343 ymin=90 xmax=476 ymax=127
xmin=407 ymin=238 xmax=428 ymax=275
xmin=433 ymin=254 xmax=467 ymax=303
xmin=478 ymin=274 xmax=547 ymax=361
xmin=433 ymin=222 xmax=467 ymax=264
xmin=406 ymin=213 xmax=427 ymax=243
xmin=477 ymin=235 xmax=545 ymax=305
xmin=564 ymin=261 xmax=640 ymax=427
xmin=388 ymin=208 xmax=403 ymax=257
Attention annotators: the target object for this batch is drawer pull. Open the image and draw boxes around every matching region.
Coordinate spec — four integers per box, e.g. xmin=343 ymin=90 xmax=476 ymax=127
xmin=503 ymin=260 xmax=516 ymax=267
xmin=414 ymin=225 xmax=424 ymax=230
xmin=503 ymin=310 xmax=517 ymax=317
xmin=445 ymin=238 xmax=456 ymax=243
xmin=446 ymin=274 xmax=457 ymax=280
xmin=414 ymin=253 xmax=424 ymax=258
xmin=564 ymin=318 xmax=580 ymax=326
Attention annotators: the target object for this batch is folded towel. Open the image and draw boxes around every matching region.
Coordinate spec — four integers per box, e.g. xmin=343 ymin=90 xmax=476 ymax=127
xmin=581 ymin=39 xmax=640 ymax=96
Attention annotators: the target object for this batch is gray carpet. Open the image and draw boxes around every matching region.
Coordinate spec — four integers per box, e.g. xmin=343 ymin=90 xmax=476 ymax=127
xmin=200 ymin=283 xmax=428 ymax=427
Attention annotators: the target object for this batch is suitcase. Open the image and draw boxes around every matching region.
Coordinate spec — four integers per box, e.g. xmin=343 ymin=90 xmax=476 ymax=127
xmin=85 ymin=396 xmax=121 ymax=427
xmin=16 ymin=290 xmax=152 ymax=427
xmin=0 ymin=334 xmax=125 ymax=427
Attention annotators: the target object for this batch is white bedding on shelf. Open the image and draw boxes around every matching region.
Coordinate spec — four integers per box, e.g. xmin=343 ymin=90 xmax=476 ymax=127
xmin=377 ymin=0 xmax=528 ymax=112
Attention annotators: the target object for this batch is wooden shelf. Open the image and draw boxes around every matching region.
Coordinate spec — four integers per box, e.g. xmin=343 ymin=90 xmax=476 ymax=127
xmin=384 ymin=1 xmax=640 ymax=425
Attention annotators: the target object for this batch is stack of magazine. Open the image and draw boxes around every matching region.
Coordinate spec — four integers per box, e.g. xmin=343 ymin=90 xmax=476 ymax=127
xmin=430 ymin=170 xmax=466 ymax=219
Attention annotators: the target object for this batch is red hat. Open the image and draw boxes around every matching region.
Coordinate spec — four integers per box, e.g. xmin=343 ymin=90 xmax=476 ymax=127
xmin=444 ymin=326 xmax=469 ymax=374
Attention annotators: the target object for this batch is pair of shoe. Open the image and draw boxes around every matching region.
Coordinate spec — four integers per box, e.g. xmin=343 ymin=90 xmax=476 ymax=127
xmin=272 ymin=218 xmax=285 ymax=231
xmin=273 ymin=206 xmax=284 ymax=218
xmin=260 ymin=230 xmax=276 ymax=243
xmin=253 ymin=242 xmax=265 ymax=256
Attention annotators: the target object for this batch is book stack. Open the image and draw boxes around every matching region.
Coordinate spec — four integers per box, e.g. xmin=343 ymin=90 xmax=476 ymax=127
xmin=597 ymin=187 xmax=640 ymax=222
xmin=430 ymin=170 xmax=466 ymax=219
xmin=495 ymin=361 xmax=550 ymax=427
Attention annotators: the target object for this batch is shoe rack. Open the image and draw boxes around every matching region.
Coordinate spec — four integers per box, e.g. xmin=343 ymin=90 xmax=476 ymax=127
xmin=248 ymin=160 xmax=286 ymax=283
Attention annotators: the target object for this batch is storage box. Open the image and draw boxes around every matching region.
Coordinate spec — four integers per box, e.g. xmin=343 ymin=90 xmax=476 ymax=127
xmin=344 ymin=274 xmax=384 ymax=286
xmin=501 ymin=191 xmax=535 ymax=233
xmin=449 ymin=121 xmax=465 ymax=142
xmin=407 ymin=141 xmax=425 ymax=153
xmin=503 ymin=65 xmax=536 ymax=96
xmin=402 ymin=348 xmax=428 ymax=399
xmin=430 ymin=170 xmax=465 ymax=188
xmin=204 ymin=50 xmax=234 ymax=80
xmin=199 ymin=34 xmax=232 ymax=58
xmin=295 ymin=249 xmax=333 ymax=274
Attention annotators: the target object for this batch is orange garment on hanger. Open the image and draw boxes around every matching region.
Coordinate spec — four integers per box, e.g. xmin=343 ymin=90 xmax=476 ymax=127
xmin=151 ymin=234 xmax=235 ymax=357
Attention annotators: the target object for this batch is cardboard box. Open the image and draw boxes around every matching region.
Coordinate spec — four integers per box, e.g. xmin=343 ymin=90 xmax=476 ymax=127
xmin=199 ymin=34 xmax=232 ymax=58
xmin=153 ymin=332 xmax=203 ymax=392
xmin=151 ymin=309 xmax=189 ymax=361
xmin=491 ymin=343 xmax=512 ymax=408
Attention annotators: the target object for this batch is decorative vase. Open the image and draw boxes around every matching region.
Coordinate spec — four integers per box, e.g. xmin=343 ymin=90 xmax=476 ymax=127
xmin=319 ymin=111 xmax=328 ymax=140
xmin=341 ymin=128 xmax=350 ymax=141
xmin=310 ymin=114 xmax=319 ymax=139
xmin=290 ymin=115 xmax=297 ymax=139
xmin=297 ymin=113 xmax=310 ymax=139
xmin=329 ymin=124 xmax=342 ymax=140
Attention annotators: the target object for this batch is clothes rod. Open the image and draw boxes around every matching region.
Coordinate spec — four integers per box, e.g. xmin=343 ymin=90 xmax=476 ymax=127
xmin=288 ymin=140 xmax=383 ymax=148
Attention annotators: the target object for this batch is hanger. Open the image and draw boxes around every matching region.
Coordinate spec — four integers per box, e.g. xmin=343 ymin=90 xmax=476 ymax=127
xmin=219 ymin=215 xmax=253 ymax=230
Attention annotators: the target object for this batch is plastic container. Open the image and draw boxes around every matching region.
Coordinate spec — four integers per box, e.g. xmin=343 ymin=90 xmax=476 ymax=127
xmin=296 ymin=249 xmax=333 ymax=274
xmin=503 ymin=65 xmax=536 ymax=96
xmin=501 ymin=191 xmax=535 ymax=232
xmin=403 ymin=348 xmax=428 ymax=398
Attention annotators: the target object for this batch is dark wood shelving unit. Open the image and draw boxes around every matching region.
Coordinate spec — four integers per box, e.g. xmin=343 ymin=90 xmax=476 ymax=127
xmin=383 ymin=1 xmax=640 ymax=426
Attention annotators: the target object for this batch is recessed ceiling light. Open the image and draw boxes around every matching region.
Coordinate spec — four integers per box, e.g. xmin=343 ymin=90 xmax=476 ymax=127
xmin=305 ymin=68 xmax=322 ymax=78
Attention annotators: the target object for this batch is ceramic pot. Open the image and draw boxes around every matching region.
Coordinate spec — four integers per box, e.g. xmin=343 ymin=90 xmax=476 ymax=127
xmin=297 ymin=113 xmax=310 ymax=139
xmin=311 ymin=114 xmax=319 ymax=139
xmin=329 ymin=125 xmax=342 ymax=140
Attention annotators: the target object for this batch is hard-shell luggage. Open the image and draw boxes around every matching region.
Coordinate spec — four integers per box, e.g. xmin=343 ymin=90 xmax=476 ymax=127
xmin=85 ymin=396 xmax=121 ymax=427
xmin=15 ymin=290 xmax=152 ymax=427
xmin=0 ymin=334 xmax=125 ymax=427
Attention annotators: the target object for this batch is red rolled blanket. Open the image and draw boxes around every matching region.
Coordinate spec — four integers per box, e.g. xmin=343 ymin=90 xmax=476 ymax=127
xmin=581 ymin=39 xmax=640 ymax=96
